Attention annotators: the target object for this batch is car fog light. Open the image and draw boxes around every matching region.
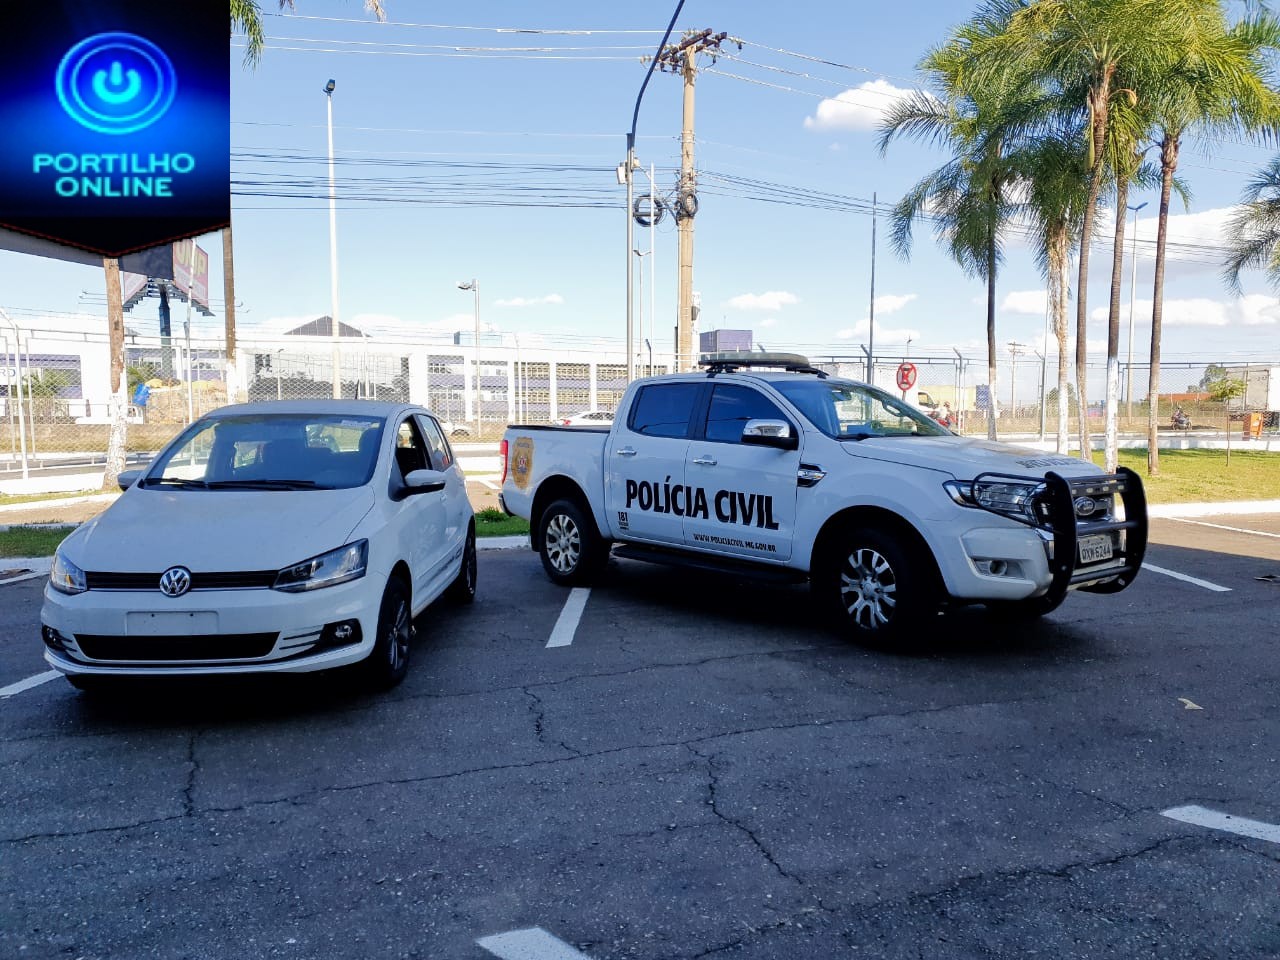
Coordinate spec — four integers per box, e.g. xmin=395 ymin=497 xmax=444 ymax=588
xmin=317 ymin=619 xmax=362 ymax=650
xmin=42 ymin=624 xmax=69 ymax=651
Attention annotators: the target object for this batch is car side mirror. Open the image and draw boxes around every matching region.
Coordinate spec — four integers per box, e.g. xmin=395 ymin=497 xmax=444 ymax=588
xmin=403 ymin=468 xmax=447 ymax=494
xmin=117 ymin=469 xmax=142 ymax=491
xmin=741 ymin=419 xmax=799 ymax=450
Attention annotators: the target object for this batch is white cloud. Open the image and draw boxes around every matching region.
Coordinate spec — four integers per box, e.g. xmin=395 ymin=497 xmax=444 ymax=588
xmin=1001 ymin=290 xmax=1048 ymax=315
xmin=759 ymin=317 xmax=778 ymax=328
xmin=874 ymin=293 xmax=917 ymax=315
xmin=726 ymin=290 xmax=799 ymax=311
xmin=1088 ymin=294 xmax=1280 ymax=328
xmin=494 ymin=294 xmax=564 ymax=308
xmin=803 ymin=80 xmax=918 ymax=132
xmin=834 ymin=320 xmax=921 ymax=342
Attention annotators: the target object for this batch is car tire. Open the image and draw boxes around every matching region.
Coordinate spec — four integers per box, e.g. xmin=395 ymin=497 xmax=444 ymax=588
xmin=538 ymin=498 xmax=607 ymax=586
xmin=815 ymin=525 xmax=937 ymax=644
xmin=446 ymin=525 xmax=477 ymax=604
xmin=363 ymin=577 xmax=413 ymax=689
xmin=985 ymin=592 xmax=1066 ymax=621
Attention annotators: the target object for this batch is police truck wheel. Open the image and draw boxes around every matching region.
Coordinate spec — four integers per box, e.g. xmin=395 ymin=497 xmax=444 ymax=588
xmin=818 ymin=526 xmax=935 ymax=642
xmin=539 ymin=498 xmax=606 ymax=586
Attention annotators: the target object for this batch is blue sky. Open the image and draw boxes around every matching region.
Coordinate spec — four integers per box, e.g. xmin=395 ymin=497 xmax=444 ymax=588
xmin=3 ymin=0 xmax=1278 ymax=366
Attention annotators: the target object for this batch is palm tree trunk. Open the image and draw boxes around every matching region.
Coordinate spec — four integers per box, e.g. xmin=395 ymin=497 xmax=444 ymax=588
xmin=1104 ymin=174 xmax=1130 ymax=473
xmin=986 ymin=230 xmax=998 ymax=441
xmin=1050 ymin=225 xmax=1071 ymax=455
xmin=1148 ymin=134 xmax=1178 ymax=476
xmin=1076 ymin=70 xmax=1113 ymax=464
xmin=102 ymin=258 xmax=128 ymax=492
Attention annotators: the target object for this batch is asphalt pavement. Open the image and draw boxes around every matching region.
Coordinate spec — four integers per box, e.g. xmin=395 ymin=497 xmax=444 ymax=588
xmin=1 ymin=520 xmax=1278 ymax=959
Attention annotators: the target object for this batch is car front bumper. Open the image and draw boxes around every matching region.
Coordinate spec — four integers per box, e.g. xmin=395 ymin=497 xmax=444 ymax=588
xmin=40 ymin=574 xmax=381 ymax=677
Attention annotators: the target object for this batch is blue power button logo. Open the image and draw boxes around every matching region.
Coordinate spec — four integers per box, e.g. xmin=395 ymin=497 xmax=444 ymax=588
xmin=55 ymin=32 xmax=176 ymax=135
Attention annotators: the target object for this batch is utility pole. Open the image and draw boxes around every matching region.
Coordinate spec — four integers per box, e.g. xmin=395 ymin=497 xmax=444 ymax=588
xmin=655 ymin=29 xmax=732 ymax=370
xmin=868 ymin=192 xmax=877 ymax=385
xmin=1008 ymin=340 xmax=1027 ymax=418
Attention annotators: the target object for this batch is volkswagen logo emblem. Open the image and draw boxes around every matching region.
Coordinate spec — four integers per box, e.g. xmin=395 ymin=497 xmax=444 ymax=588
xmin=1073 ymin=497 xmax=1097 ymax=518
xmin=158 ymin=566 xmax=192 ymax=597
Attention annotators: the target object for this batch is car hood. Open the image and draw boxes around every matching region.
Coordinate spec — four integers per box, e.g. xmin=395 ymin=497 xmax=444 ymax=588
xmin=63 ymin=485 xmax=377 ymax=573
xmin=839 ymin=434 xmax=1105 ymax=480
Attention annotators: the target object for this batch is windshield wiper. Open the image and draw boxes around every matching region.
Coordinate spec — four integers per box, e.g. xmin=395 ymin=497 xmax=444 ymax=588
xmin=142 ymin=477 xmax=208 ymax=489
xmin=205 ymin=479 xmax=325 ymax=490
xmin=836 ymin=431 xmax=876 ymax=441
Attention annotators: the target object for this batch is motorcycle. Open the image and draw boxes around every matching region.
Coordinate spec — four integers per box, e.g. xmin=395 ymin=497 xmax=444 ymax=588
xmin=1171 ymin=410 xmax=1192 ymax=430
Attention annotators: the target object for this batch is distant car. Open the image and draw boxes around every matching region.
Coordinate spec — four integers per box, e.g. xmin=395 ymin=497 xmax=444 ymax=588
xmin=41 ymin=400 xmax=476 ymax=692
xmin=438 ymin=420 xmax=473 ymax=439
xmin=556 ymin=409 xmax=614 ymax=426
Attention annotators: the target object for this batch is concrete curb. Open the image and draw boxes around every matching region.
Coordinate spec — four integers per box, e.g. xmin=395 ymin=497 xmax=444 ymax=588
xmin=0 ymin=493 xmax=116 ymax=515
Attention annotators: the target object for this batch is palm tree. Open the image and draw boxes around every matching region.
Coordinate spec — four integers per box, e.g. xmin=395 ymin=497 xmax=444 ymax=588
xmin=1010 ymin=134 xmax=1089 ymax=455
xmin=1225 ymin=157 xmax=1280 ymax=290
xmin=232 ymin=0 xmax=386 ymax=66
xmin=967 ymin=0 xmax=1209 ymax=461
xmin=1150 ymin=11 xmax=1280 ymax=474
xmin=879 ymin=14 xmax=1030 ymax=440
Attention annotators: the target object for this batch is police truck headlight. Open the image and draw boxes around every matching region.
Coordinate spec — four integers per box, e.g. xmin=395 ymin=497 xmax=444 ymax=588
xmin=273 ymin=541 xmax=368 ymax=592
xmin=944 ymin=479 xmax=1044 ymax=525
xmin=49 ymin=549 xmax=88 ymax=595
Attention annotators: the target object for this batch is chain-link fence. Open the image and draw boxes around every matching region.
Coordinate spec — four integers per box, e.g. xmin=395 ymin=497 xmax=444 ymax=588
xmin=2 ymin=320 xmax=1276 ymax=479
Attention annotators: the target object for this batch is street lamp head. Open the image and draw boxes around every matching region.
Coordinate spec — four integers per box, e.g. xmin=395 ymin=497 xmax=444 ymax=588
xmin=457 ymin=280 xmax=475 ymax=291
xmin=324 ymin=79 xmax=336 ymax=94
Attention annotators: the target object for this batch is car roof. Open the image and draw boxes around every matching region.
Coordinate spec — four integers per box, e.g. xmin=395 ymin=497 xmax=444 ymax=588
xmin=637 ymin=370 xmax=871 ymax=389
xmin=202 ymin=399 xmax=423 ymax=420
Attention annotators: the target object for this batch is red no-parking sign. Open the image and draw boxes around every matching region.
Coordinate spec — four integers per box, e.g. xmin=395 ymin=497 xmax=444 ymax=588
xmin=895 ymin=362 xmax=918 ymax=391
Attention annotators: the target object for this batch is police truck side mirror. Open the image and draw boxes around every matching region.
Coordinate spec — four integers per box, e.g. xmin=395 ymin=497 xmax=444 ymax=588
xmin=741 ymin=419 xmax=799 ymax=450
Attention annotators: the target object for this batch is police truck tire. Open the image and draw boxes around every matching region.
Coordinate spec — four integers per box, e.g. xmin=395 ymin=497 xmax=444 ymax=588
xmin=539 ymin=498 xmax=606 ymax=586
xmin=817 ymin=525 xmax=935 ymax=643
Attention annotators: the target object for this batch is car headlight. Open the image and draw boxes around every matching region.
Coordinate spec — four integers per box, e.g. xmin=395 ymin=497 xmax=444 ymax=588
xmin=50 ymin=549 xmax=88 ymax=595
xmin=944 ymin=478 xmax=1044 ymax=525
xmin=273 ymin=540 xmax=368 ymax=593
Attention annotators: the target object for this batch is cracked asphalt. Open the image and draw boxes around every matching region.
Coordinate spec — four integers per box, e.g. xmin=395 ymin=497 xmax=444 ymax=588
xmin=2 ymin=518 xmax=1278 ymax=959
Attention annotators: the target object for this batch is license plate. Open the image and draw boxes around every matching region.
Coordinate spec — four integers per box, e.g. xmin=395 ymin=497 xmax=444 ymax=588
xmin=1077 ymin=535 xmax=1113 ymax=565
xmin=126 ymin=611 xmax=218 ymax=636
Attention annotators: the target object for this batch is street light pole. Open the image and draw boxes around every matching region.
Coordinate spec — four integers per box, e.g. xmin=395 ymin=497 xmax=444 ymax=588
xmin=0 ymin=308 xmax=28 ymax=479
xmin=324 ymin=78 xmax=342 ymax=400
xmin=633 ymin=247 xmax=651 ymax=374
xmin=458 ymin=279 xmax=481 ymax=436
xmin=1126 ymin=201 xmax=1147 ymax=420
xmin=623 ymin=0 xmax=686 ymax=383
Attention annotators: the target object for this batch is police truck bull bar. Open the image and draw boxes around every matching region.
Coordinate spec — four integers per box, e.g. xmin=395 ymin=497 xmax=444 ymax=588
xmin=970 ymin=467 xmax=1148 ymax=604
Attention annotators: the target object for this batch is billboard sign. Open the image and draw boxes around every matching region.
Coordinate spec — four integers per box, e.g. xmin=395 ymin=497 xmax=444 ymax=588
xmin=0 ymin=0 xmax=229 ymax=256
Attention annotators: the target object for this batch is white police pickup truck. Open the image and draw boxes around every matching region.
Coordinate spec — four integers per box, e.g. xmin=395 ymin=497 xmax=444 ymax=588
xmin=500 ymin=353 xmax=1146 ymax=640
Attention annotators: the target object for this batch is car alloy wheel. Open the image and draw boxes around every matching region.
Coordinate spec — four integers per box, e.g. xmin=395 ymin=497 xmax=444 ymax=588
xmin=840 ymin=546 xmax=898 ymax=630
xmin=545 ymin=513 xmax=581 ymax=575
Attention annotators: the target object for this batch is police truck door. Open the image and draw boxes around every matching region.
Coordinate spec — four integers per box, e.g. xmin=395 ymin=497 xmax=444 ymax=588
xmin=603 ymin=382 xmax=699 ymax=547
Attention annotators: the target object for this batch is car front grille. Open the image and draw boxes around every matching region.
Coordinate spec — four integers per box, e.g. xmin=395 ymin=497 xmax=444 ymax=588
xmin=84 ymin=571 xmax=278 ymax=591
xmin=75 ymin=633 xmax=278 ymax=662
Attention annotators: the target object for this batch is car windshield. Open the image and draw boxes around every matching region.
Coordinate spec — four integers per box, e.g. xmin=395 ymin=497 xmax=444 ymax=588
xmin=145 ymin=413 xmax=385 ymax=490
xmin=773 ymin=378 xmax=949 ymax=439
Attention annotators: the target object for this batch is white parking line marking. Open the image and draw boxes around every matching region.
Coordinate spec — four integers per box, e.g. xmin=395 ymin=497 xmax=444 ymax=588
xmin=0 ymin=570 xmax=46 ymax=587
xmin=1142 ymin=563 xmax=1232 ymax=592
xmin=1166 ymin=517 xmax=1280 ymax=540
xmin=0 ymin=670 xmax=60 ymax=699
xmin=1162 ymin=805 xmax=1280 ymax=845
xmin=477 ymin=927 xmax=594 ymax=960
xmin=546 ymin=588 xmax=590 ymax=648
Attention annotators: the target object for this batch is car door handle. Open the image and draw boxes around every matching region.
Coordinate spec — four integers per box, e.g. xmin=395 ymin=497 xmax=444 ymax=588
xmin=616 ymin=447 xmax=638 ymax=457
xmin=692 ymin=456 xmax=717 ymax=466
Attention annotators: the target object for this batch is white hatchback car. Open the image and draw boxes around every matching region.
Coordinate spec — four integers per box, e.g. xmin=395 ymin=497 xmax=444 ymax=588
xmin=41 ymin=400 xmax=476 ymax=691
